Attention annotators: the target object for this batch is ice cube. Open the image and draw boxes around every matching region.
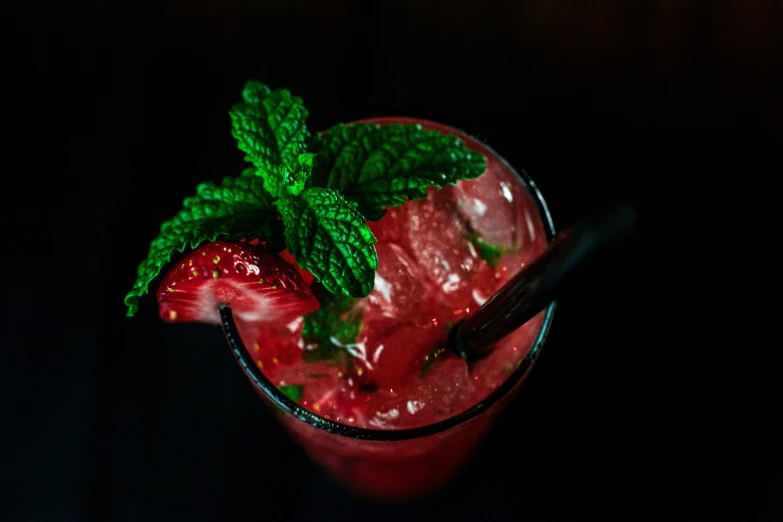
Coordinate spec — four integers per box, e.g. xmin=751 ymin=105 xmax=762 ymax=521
xmin=401 ymin=187 xmax=483 ymax=306
xmin=464 ymin=262 xmax=501 ymax=309
xmin=456 ymin=158 xmax=529 ymax=251
xmin=368 ymin=206 xmax=407 ymax=244
xmin=360 ymin=355 xmax=474 ymax=429
xmin=352 ymin=320 xmax=447 ymax=389
xmin=355 ymin=242 xmax=448 ymax=387
xmin=457 ymin=160 xmax=549 ymax=292
xmin=414 ymin=356 xmax=474 ymax=418
xmin=363 ymin=243 xmax=439 ymax=328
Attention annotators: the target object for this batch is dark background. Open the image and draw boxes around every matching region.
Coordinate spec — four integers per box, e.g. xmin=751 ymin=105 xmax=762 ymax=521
xmin=7 ymin=1 xmax=780 ymax=521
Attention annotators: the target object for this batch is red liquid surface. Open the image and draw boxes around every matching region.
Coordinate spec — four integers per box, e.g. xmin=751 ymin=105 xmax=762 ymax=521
xmin=239 ymin=118 xmax=550 ymax=501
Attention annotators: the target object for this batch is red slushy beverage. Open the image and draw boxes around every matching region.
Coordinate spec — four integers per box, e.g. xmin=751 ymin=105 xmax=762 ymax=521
xmin=126 ymin=79 xmax=555 ymax=503
xmin=235 ymin=119 xmax=552 ymax=500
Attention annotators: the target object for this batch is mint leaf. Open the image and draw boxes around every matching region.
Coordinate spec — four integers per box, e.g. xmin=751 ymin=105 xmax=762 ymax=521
xmin=309 ymin=123 xmax=486 ymax=220
xmin=261 ymin=168 xmax=285 ymax=200
xmin=241 ymin=80 xmax=271 ymax=105
xmin=294 ymin=152 xmax=317 ymax=171
xmin=124 ymin=169 xmax=282 ymax=316
xmin=302 ymin=341 xmax=338 ymax=364
xmin=470 ymin=234 xmax=505 ymax=268
xmin=279 ymin=152 xmax=317 ymax=197
xmin=276 ymin=188 xmax=378 ymax=297
xmin=279 ymin=384 xmax=304 ymax=402
xmin=230 ymin=80 xmax=310 ymax=195
xmin=302 ymin=284 xmax=363 ymax=363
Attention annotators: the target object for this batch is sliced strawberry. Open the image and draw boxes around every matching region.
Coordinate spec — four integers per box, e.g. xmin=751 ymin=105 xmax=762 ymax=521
xmin=157 ymin=241 xmax=319 ymax=325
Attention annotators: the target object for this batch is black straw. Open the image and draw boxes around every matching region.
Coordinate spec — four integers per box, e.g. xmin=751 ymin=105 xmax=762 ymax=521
xmin=448 ymin=202 xmax=638 ymax=360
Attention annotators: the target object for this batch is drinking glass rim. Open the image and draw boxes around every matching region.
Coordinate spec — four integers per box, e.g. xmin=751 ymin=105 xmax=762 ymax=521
xmin=220 ymin=121 xmax=557 ymax=441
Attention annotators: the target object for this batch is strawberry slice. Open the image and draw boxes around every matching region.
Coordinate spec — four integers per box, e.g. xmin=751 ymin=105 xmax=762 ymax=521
xmin=157 ymin=241 xmax=319 ymax=325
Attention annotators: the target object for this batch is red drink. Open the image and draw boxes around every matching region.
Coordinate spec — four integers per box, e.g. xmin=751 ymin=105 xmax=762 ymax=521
xmin=227 ymin=118 xmax=556 ymax=501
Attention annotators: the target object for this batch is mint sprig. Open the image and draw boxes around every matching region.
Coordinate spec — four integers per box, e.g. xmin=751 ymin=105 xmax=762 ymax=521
xmin=309 ymin=123 xmax=486 ymax=220
xmin=124 ymin=168 xmax=282 ymax=316
xmin=276 ymin=188 xmax=378 ymax=297
xmin=302 ymin=284 xmax=363 ymax=363
xmin=230 ymin=81 xmax=310 ymax=198
xmin=230 ymin=80 xmax=310 ymax=171
xmin=126 ymin=80 xmax=488 ymax=315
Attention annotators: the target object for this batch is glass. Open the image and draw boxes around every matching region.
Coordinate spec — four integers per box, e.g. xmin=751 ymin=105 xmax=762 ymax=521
xmin=220 ymin=118 xmax=556 ymax=502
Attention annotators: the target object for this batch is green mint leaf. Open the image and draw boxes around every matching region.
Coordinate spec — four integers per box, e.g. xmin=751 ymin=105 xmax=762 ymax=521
xmin=262 ymin=167 xmax=285 ymax=200
xmin=279 ymin=153 xmax=317 ymax=197
xmin=241 ymin=80 xmax=271 ymax=105
xmin=302 ymin=283 xmax=363 ymax=363
xmin=302 ymin=347 xmax=338 ymax=364
xmin=124 ymin=169 xmax=282 ymax=316
xmin=295 ymin=152 xmax=317 ymax=170
xmin=279 ymin=384 xmax=304 ymax=402
xmin=276 ymin=188 xmax=378 ymax=298
xmin=309 ymin=123 xmax=486 ymax=220
xmin=230 ymin=80 xmax=310 ymax=195
xmin=470 ymin=234 xmax=505 ymax=268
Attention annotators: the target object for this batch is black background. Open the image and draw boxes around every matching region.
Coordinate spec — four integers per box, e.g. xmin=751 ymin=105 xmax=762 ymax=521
xmin=7 ymin=2 xmax=780 ymax=521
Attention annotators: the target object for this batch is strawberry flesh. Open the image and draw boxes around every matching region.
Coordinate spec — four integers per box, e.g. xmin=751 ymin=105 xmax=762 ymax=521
xmin=157 ymin=241 xmax=319 ymax=325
